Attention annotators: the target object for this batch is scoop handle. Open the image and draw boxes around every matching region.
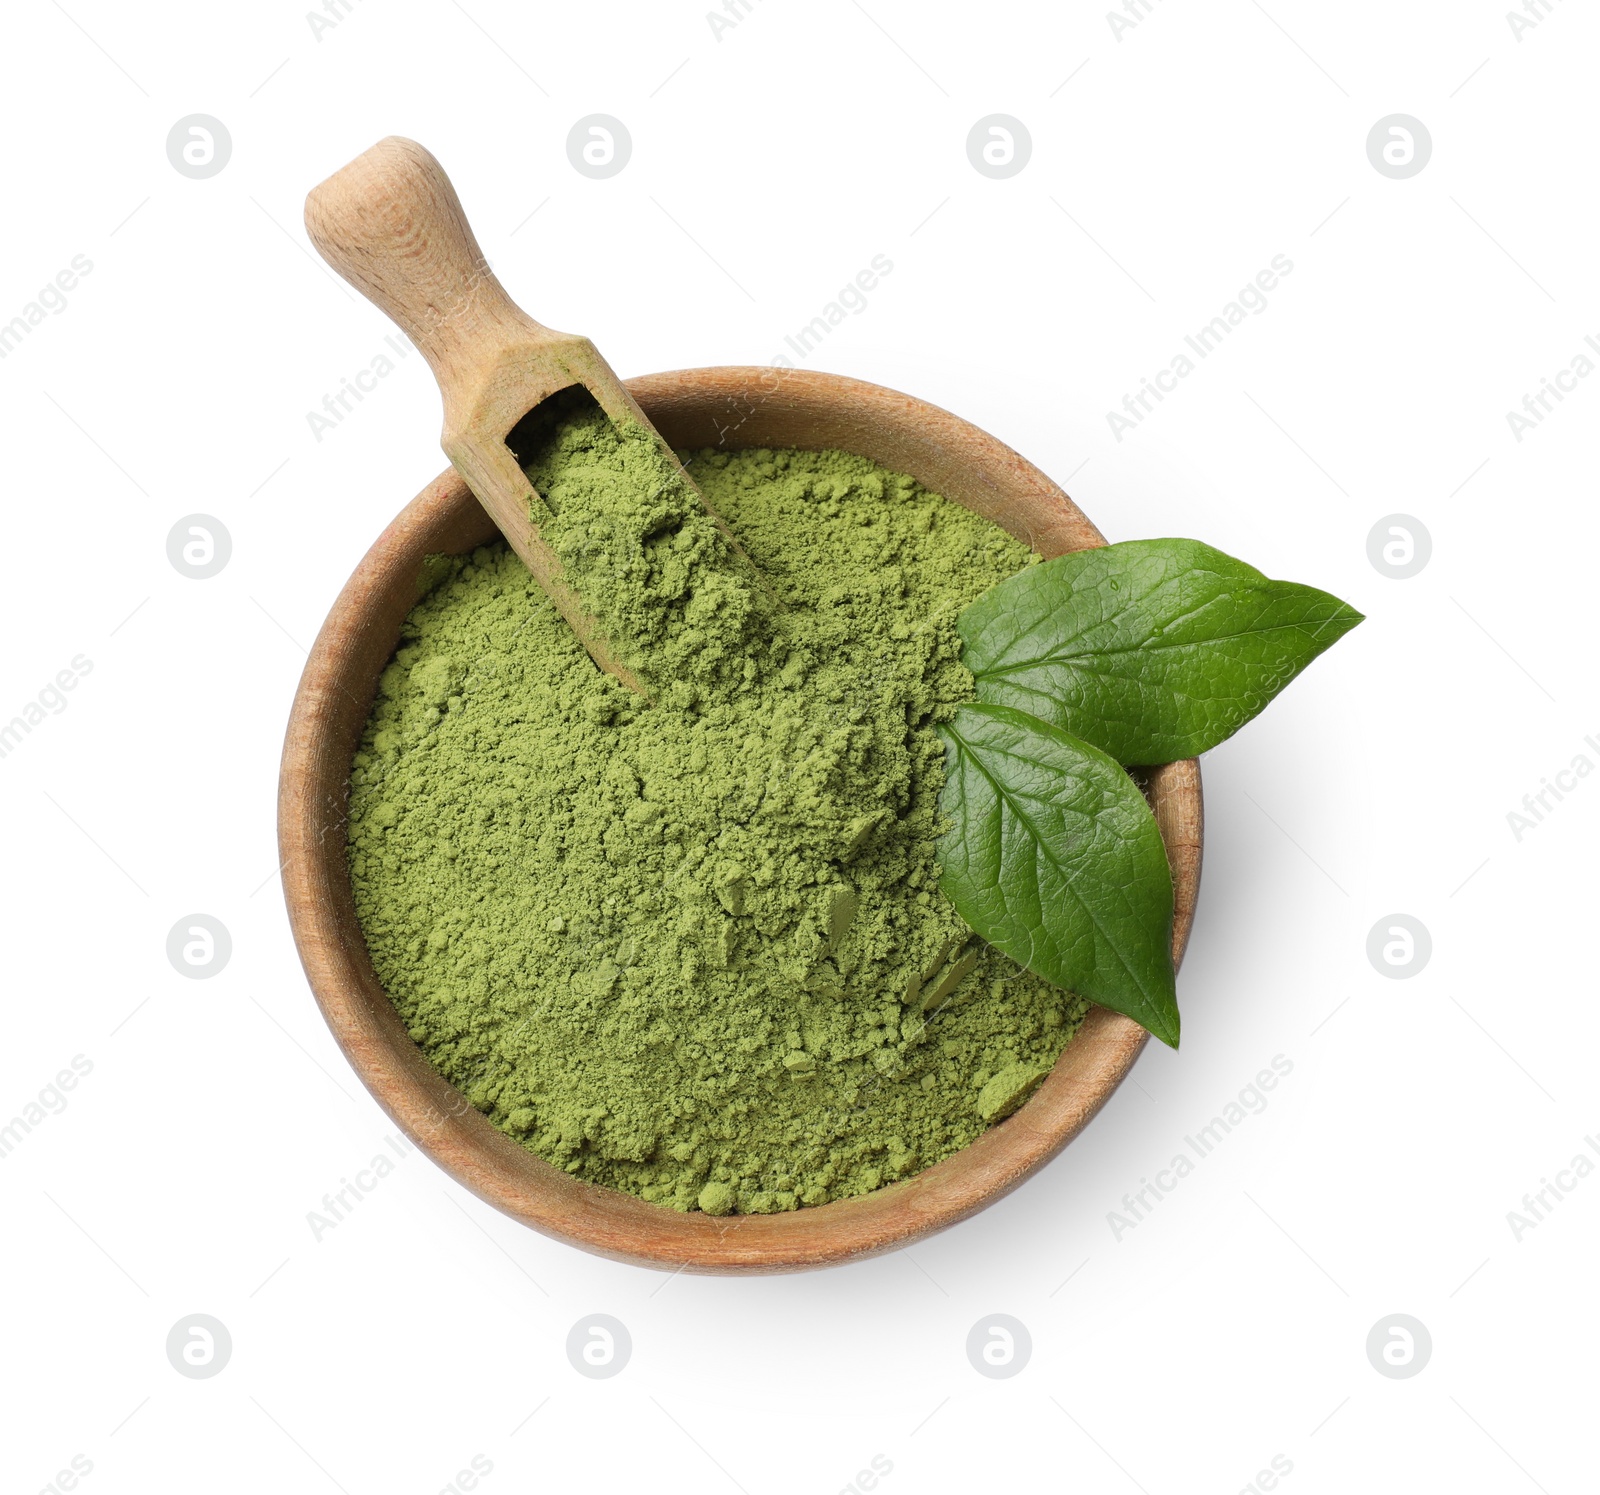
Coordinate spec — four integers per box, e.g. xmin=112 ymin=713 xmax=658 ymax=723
xmin=304 ymin=136 xmax=548 ymax=388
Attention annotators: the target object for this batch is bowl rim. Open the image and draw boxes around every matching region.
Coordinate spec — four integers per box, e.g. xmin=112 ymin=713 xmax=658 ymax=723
xmin=278 ymin=365 xmax=1202 ymax=1274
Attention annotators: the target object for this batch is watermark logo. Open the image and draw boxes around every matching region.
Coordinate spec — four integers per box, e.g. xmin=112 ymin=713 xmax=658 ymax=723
xmin=166 ymin=1314 xmax=232 ymax=1379
xmin=1366 ymin=115 xmax=1431 ymax=179
xmin=1365 ymin=1314 xmax=1431 ymax=1378
xmin=966 ymin=116 xmax=1031 ymax=179
xmin=965 ymin=1313 xmax=1031 ymax=1378
xmin=1366 ymin=915 xmax=1430 ymax=979
xmin=166 ymin=515 xmax=231 ymax=580
xmin=567 ymin=116 xmax=631 ymax=179
xmin=566 ymin=1313 xmax=631 ymax=1378
xmin=1366 ymin=514 xmax=1430 ymax=579
xmin=166 ymin=915 xmax=231 ymax=979
xmin=166 ymin=116 xmax=232 ymax=180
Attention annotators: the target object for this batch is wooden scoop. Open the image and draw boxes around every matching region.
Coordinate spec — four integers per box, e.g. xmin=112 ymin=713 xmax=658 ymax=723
xmin=305 ymin=135 xmax=736 ymax=695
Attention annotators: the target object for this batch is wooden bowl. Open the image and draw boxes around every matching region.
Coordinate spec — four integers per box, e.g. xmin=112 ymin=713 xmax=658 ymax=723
xmin=279 ymin=367 xmax=1203 ymax=1274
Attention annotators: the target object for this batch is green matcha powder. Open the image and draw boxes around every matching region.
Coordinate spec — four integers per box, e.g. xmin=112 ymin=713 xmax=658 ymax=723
xmin=347 ymin=400 xmax=1088 ymax=1215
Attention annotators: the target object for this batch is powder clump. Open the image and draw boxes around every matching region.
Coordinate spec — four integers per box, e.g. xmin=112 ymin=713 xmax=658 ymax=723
xmin=348 ymin=426 xmax=1089 ymax=1213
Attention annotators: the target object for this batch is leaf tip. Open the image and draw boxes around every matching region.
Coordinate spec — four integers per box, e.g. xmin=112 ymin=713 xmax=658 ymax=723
xmin=1146 ymin=1005 xmax=1181 ymax=1049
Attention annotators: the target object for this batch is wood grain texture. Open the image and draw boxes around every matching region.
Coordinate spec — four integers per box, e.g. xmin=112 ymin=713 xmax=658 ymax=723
xmin=278 ymin=366 xmax=1204 ymax=1274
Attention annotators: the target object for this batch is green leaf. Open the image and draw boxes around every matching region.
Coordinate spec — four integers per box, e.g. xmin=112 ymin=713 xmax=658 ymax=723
xmin=935 ymin=703 xmax=1179 ymax=1047
xmin=959 ymin=539 xmax=1364 ymax=765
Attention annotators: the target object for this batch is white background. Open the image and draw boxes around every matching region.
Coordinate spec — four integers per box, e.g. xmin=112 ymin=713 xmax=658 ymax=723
xmin=1 ymin=1 xmax=1594 ymax=1490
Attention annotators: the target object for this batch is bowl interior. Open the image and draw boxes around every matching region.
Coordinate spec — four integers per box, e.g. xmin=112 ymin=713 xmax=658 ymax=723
xmin=279 ymin=367 xmax=1202 ymax=1273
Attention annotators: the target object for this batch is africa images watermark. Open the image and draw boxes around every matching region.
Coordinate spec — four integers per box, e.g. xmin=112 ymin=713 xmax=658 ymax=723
xmin=0 ymin=1055 xmax=94 ymax=1162
xmin=304 ymin=257 xmax=503 ymax=441
xmin=1505 ymin=1133 xmax=1600 ymax=1240
xmin=1106 ymin=255 xmax=1295 ymax=442
xmin=705 ymin=253 xmax=895 ymax=444
xmin=306 ymin=330 xmax=415 ymax=441
xmin=0 ymin=655 xmax=94 ymax=762
xmin=0 ymin=254 xmax=94 ymax=361
xmin=836 ymin=1454 xmax=893 ymax=1495
xmin=1106 ymin=0 xmax=1167 ymax=42
xmin=305 ymin=1131 xmax=415 ymax=1240
xmin=1107 ymin=1054 xmax=1294 ymax=1240
xmin=706 ymin=0 xmax=766 ymax=41
xmin=33 ymin=1453 xmax=93 ymax=1495
xmin=1238 ymin=1454 xmax=1294 ymax=1495
xmin=1503 ymin=333 xmax=1600 ymax=442
xmin=1508 ymin=0 xmax=1568 ymax=41
xmin=1505 ymin=732 xmax=1600 ymax=841
xmin=306 ymin=0 xmax=368 ymax=42
xmin=434 ymin=1454 xmax=493 ymax=1495
xmin=759 ymin=253 xmax=894 ymax=392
